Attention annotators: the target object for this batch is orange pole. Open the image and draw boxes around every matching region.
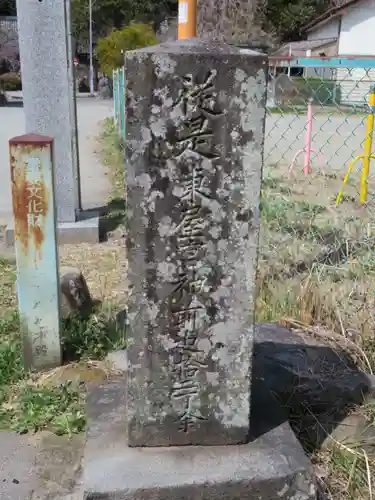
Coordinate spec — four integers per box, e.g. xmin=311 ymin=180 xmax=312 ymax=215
xmin=178 ymin=0 xmax=197 ymax=40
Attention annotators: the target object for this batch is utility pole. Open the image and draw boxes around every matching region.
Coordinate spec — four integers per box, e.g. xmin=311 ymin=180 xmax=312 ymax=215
xmin=89 ymin=0 xmax=94 ymax=94
xmin=178 ymin=0 xmax=197 ymax=40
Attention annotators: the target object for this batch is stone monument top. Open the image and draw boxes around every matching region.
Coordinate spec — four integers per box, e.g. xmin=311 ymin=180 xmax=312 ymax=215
xmin=127 ymin=37 xmax=266 ymax=55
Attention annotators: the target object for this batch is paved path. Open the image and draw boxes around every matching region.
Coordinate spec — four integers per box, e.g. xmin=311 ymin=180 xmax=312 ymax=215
xmin=0 ymin=99 xmax=112 ymax=225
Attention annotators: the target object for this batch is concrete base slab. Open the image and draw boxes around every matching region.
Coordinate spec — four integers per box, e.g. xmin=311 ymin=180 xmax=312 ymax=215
xmin=0 ymin=431 xmax=85 ymax=500
xmin=83 ymin=381 xmax=317 ymax=500
xmin=31 ymin=432 xmax=84 ymax=500
xmin=5 ymin=216 xmax=99 ymax=247
xmin=0 ymin=432 xmax=37 ymax=500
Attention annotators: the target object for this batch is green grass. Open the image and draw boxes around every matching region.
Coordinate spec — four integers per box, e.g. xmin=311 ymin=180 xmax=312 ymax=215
xmin=0 ymin=120 xmax=128 ymax=436
xmin=61 ymin=307 xmax=125 ymax=362
xmin=321 ymin=447 xmax=374 ymax=499
xmin=0 ymin=383 xmax=85 ymax=436
xmin=0 ymin=256 xmax=125 ymax=436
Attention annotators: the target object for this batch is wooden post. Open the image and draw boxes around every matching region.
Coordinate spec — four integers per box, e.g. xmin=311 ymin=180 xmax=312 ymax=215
xmin=9 ymin=134 xmax=61 ymax=371
xmin=178 ymin=0 xmax=197 ymax=40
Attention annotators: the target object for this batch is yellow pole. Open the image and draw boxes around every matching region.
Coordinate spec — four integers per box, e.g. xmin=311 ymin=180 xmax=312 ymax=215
xmin=360 ymin=84 xmax=375 ymax=205
xmin=178 ymin=0 xmax=197 ymax=40
xmin=336 ymin=157 xmax=360 ymax=205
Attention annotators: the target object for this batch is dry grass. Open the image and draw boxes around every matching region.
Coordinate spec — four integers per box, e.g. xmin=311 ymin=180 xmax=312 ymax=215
xmin=257 ymin=164 xmax=375 ymax=338
xmin=258 ymin=163 xmax=375 ymax=500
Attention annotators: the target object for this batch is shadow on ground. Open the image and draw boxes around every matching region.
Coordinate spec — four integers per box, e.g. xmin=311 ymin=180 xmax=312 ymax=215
xmin=250 ymin=323 xmax=375 ymax=454
xmin=77 ymin=198 xmax=125 ymax=241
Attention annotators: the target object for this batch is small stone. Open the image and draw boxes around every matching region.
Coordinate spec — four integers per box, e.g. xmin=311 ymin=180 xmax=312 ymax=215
xmin=12 ymin=478 xmax=19 ymax=484
xmin=59 ymin=266 xmax=93 ymax=318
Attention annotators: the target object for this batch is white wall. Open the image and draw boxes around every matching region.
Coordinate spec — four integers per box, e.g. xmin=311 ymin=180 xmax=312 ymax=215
xmin=338 ymin=0 xmax=375 ymax=54
xmin=307 ymin=18 xmax=340 ymax=40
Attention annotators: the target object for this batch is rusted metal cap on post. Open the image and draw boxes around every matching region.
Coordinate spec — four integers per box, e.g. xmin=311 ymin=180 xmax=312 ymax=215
xmin=9 ymin=133 xmax=53 ymax=145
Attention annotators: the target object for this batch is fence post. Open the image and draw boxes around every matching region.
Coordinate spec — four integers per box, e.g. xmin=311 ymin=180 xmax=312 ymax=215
xmin=9 ymin=134 xmax=61 ymax=371
xmin=118 ymin=68 xmax=122 ymax=136
xmin=360 ymin=84 xmax=375 ymax=204
xmin=117 ymin=69 xmax=122 ymax=135
xmin=120 ymin=67 xmax=126 ymax=140
xmin=113 ymin=69 xmax=118 ymax=127
xmin=113 ymin=69 xmax=116 ymax=123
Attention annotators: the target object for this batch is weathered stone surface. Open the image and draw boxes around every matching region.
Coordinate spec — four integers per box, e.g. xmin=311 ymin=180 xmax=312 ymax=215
xmin=0 ymin=431 xmax=84 ymax=500
xmin=102 ymin=323 xmax=375 ymax=450
xmin=105 ymin=349 xmax=128 ymax=373
xmin=125 ymin=38 xmax=268 ymax=446
xmin=83 ymin=381 xmax=317 ymax=500
xmin=60 ymin=266 xmax=93 ymax=318
xmin=30 ymin=432 xmax=84 ymax=500
xmin=197 ymin=0 xmax=276 ymax=49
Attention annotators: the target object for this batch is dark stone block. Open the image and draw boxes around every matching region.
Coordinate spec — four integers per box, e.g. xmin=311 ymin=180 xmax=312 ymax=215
xmin=251 ymin=323 xmax=375 ymax=450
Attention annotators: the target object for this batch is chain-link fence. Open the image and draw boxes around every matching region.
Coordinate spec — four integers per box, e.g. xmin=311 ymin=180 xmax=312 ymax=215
xmin=266 ymin=57 xmax=375 ymax=175
xmin=259 ymin=56 xmax=375 ymax=346
xmin=115 ymin=57 xmax=375 ymax=340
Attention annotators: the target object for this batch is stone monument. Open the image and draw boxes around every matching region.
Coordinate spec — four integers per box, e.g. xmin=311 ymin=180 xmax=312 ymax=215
xmin=83 ymin=38 xmax=316 ymax=500
xmin=7 ymin=0 xmax=99 ymax=245
xmin=125 ymin=39 xmax=265 ymax=447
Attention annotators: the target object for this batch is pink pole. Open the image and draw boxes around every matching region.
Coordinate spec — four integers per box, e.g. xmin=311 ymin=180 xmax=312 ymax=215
xmin=304 ymin=99 xmax=313 ymax=176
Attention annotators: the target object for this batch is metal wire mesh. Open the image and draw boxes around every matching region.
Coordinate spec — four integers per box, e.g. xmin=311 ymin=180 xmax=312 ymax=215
xmin=259 ymin=57 xmax=375 ymax=346
xmin=266 ymin=58 xmax=375 ymax=173
xmin=116 ymin=57 xmax=375 ymax=341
